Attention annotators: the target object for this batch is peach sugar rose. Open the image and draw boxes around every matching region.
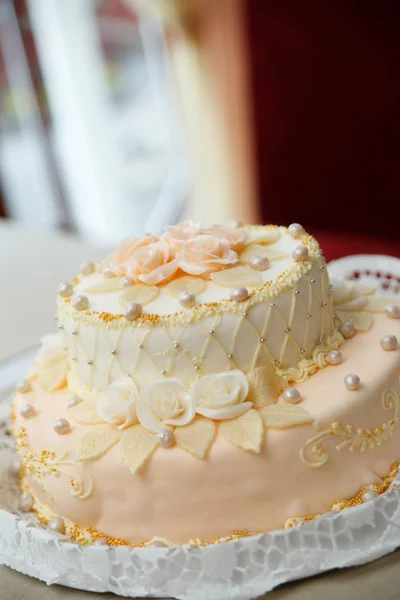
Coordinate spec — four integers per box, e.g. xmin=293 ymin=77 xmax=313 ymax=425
xmin=126 ymin=240 xmax=178 ymax=285
xmin=107 ymin=235 xmax=159 ymax=276
xmin=176 ymin=234 xmax=238 ymax=276
xmin=202 ymin=225 xmax=249 ymax=253
xmin=162 ymin=220 xmax=200 ymax=253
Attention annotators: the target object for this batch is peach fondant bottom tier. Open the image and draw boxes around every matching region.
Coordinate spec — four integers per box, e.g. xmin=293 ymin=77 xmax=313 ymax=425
xmin=13 ymin=314 xmax=400 ymax=545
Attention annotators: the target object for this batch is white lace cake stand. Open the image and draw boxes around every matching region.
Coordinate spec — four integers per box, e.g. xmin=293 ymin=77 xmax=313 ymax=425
xmin=1 ymin=254 xmax=400 ymax=600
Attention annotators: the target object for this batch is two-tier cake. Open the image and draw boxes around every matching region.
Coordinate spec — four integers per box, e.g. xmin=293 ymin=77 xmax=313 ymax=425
xmin=12 ymin=221 xmax=400 ymax=546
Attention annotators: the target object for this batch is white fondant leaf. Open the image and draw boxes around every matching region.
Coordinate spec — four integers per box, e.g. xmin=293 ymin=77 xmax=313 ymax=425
xmin=210 ymin=266 xmax=262 ymax=288
xmin=247 ymin=366 xmax=285 ymax=409
xmin=239 ymin=245 xmax=289 ymax=265
xmin=37 ymin=361 xmax=67 ymax=392
xmin=260 ymin=404 xmax=314 ymax=429
xmin=248 ymin=230 xmax=281 ymax=245
xmin=166 ymin=276 xmax=206 ymax=298
xmin=219 ymin=409 xmax=264 ymax=453
xmin=357 ymin=284 xmax=376 ymax=296
xmin=82 ymin=278 xmax=120 ymax=293
xmin=121 ymin=425 xmax=158 ymax=474
xmin=174 ymin=417 xmax=216 ymax=458
xmin=364 ymin=296 xmax=400 ymax=313
xmin=119 ymin=284 xmax=159 ymax=308
xmin=76 ymin=425 xmax=121 ymax=461
xmin=336 ymin=310 xmax=373 ymax=332
xmin=71 ymin=401 xmax=104 ymax=424
xmin=335 ymin=296 xmax=368 ymax=311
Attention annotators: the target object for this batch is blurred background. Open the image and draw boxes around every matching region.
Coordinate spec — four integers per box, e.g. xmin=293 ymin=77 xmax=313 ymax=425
xmin=0 ymin=0 xmax=399 ymax=258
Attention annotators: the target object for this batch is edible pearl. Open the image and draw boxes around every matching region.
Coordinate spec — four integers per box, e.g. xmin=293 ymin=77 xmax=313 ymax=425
xmin=385 ymin=304 xmax=400 ymax=320
xmin=292 ymin=246 xmax=309 ymax=262
xmin=102 ymin=265 xmax=115 ymax=278
xmin=80 ymin=260 xmax=95 ymax=276
xmin=157 ymin=428 xmax=174 ymax=448
xmin=380 ymin=334 xmax=398 ymax=351
xmin=228 ymin=219 xmax=242 ymax=229
xmin=250 ymin=255 xmax=270 ymax=271
xmin=120 ymin=276 xmax=134 ymax=288
xmin=124 ymin=301 xmax=143 ymax=321
xmin=48 ymin=517 xmax=66 ymax=534
xmin=72 ymin=294 xmax=89 ymax=311
xmin=362 ymin=488 xmax=379 ymax=503
xmin=67 ymin=396 xmax=82 ymax=409
xmin=19 ymin=492 xmax=34 ymax=513
xmin=58 ymin=282 xmax=73 ymax=298
xmin=344 ymin=373 xmax=360 ymax=391
xmin=179 ymin=292 xmax=196 ymax=309
xmin=288 ymin=223 xmax=305 ymax=238
xmin=16 ymin=378 xmax=31 ymax=394
xmin=20 ymin=404 xmax=35 ymax=419
xmin=9 ymin=457 xmax=21 ymax=476
xmin=327 ymin=350 xmax=342 ymax=365
xmin=230 ymin=287 xmax=249 ymax=302
xmin=341 ymin=321 xmax=355 ymax=338
xmin=93 ymin=537 xmax=108 ymax=546
xmin=53 ymin=418 xmax=71 ymax=435
xmin=282 ymin=387 xmax=302 ymax=404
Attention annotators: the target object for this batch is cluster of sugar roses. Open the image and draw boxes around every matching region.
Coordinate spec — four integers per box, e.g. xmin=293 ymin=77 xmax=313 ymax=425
xmin=105 ymin=220 xmax=250 ymax=285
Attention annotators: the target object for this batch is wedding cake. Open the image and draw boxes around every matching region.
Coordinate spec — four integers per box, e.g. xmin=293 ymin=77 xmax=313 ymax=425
xmin=12 ymin=221 xmax=400 ymax=546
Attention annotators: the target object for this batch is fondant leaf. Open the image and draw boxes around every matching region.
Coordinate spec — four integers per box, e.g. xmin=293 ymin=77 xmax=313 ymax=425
xmin=76 ymin=425 xmax=121 ymax=461
xmin=166 ymin=276 xmax=206 ymax=298
xmin=248 ymin=229 xmax=281 ymax=245
xmin=247 ymin=366 xmax=285 ymax=409
xmin=71 ymin=401 xmax=104 ymax=424
xmin=365 ymin=296 xmax=400 ymax=313
xmin=121 ymin=425 xmax=158 ymax=474
xmin=37 ymin=361 xmax=67 ymax=392
xmin=335 ymin=296 xmax=368 ymax=311
xmin=210 ymin=266 xmax=262 ymax=288
xmin=336 ymin=310 xmax=373 ymax=332
xmin=119 ymin=284 xmax=159 ymax=308
xmin=239 ymin=245 xmax=289 ymax=265
xmin=219 ymin=409 xmax=264 ymax=453
xmin=260 ymin=404 xmax=313 ymax=429
xmin=174 ymin=417 xmax=216 ymax=458
xmin=82 ymin=278 xmax=120 ymax=293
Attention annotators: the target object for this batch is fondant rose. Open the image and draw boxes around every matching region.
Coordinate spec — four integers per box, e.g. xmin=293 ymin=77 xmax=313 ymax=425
xmin=97 ymin=377 xmax=139 ymax=429
xmin=107 ymin=235 xmax=159 ymax=276
xmin=126 ymin=240 xmax=178 ymax=285
xmin=202 ymin=225 xmax=249 ymax=253
xmin=176 ymin=234 xmax=238 ymax=276
xmin=137 ymin=379 xmax=196 ymax=433
xmin=162 ymin=220 xmax=201 ymax=254
xmin=193 ymin=370 xmax=251 ymax=420
xmin=36 ymin=333 xmax=68 ymax=392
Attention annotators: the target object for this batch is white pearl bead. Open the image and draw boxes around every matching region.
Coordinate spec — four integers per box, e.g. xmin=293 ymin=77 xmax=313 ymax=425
xmin=72 ymin=294 xmax=89 ymax=311
xmin=362 ymin=488 xmax=379 ymax=503
xmin=327 ymin=350 xmax=343 ymax=365
xmin=292 ymin=245 xmax=309 ymax=262
xmin=380 ymin=334 xmax=398 ymax=351
xmin=53 ymin=418 xmax=71 ymax=435
xmin=282 ymin=387 xmax=302 ymax=403
xmin=20 ymin=404 xmax=35 ymax=419
xmin=250 ymin=255 xmax=270 ymax=271
xmin=120 ymin=276 xmax=134 ymax=288
xmin=341 ymin=321 xmax=355 ymax=338
xmin=19 ymin=492 xmax=34 ymax=513
xmin=93 ymin=537 xmax=108 ymax=546
xmin=230 ymin=287 xmax=249 ymax=302
xmin=48 ymin=517 xmax=66 ymax=534
xmin=157 ymin=428 xmax=174 ymax=448
xmin=57 ymin=282 xmax=73 ymax=298
xmin=179 ymin=292 xmax=196 ymax=309
xmin=16 ymin=378 xmax=32 ymax=394
xmin=344 ymin=373 xmax=360 ymax=391
xmin=67 ymin=396 xmax=82 ymax=409
xmin=80 ymin=260 xmax=95 ymax=276
xmin=228 ymin=219 xmax=242 ymax=229
xmin=288 ymin=223 xmax=305 ymax=238
xmin=124 ymin=301 xmax=143 ymax=321
xmin=385 ymin=304 xmax=400 ymax=319
xmin=102 ymin=265 xmax=116 ymax=278
xmin=9 ymin=457 xmax=21 ymax=476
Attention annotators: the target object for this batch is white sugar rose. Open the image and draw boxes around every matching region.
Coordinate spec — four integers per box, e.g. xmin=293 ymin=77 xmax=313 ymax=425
xmin=97 ymin=377 xmax=139 ymax=429
xmin=36 ymin=333 xmax=68 ymax=392
xmin=126 ymin=239 xmax=178 ymax=285
xmin=137 ymin=379 xmax=196 ymax=433
xmin=162 ymin=220 xmax=201 ymax=254
xmin=176 ymin=234 xmax=238 ymax=276
xmin=193 ymin=370 xmax=251 ymax=420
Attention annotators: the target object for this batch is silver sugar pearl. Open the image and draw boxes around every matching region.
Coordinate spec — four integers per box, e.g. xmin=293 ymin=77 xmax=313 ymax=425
xmin=362 ymin=488 xmax=379 ymax=503
xmin=292 ymin=245 xmax=309 ymax=262
xmin=179 ymin=292 xmax=196 ymax=309
xmin=209 ymin=329 xmax=214 ymax=335
xmin=161 ymin=370 xmax=167 ymax=375
xmin=242 ymin=311 xmax=248 ymax=317
xmin=344 ymin=373 xmax=360 ymax=391
xmin=20 ymin=404 xmax=35 ymax=419
xmin=227 ymin=353 xmax=233 ymax=359
xmin=300 ymin=348 xmax=306 ymax=354
xmin=286 ymin=327 xmax=291 ymax=333
xmin=294 ymin=290 xmax=300 ymax=295
xmin=194 ymin=366 xmax=200 ymax=371
xmin=275 ymin=360 xmax=280 ymax=366
xmin=67 ymin=396 xmax=82 ymax=409
xmin=230 ymin=287 xmax=249 ymax=302
xmin=327 ymin=350 xmax=342 ymax=365
xmin=270 ymin=303 xmax=276 ymax=307
xmin=53 ymin=418 xmax=71 ymax=435
xmin=87 ymin=359 xmax=93 ymax=365
xmin=102 ymin=265 xmax=116 ymax=278
xmin=310 ymin=278 xmax=316 ymax=284
xmin=288 ymin=223 xmax=305 ymax=238
xmin=71 ymin=356 xmax=77 ymax=361
xmin=80 ymin=260 xmax=95 ymax=276
xmin=250 ymin=255 xmax=270 ymax=271
xmin=57 ymin=282 xmax=73 ymax=298
xmin=137 ymin=344 xmax=143 ymax=349
xmin=48 ymin=517 xmax=66 ymax=534
xmin=341 ymin=321 xmax=355 ymax=338
xmin=19 ymin=492 xmax=34 ymax=513
xmin=124 ymin=301 xmax=143 ymax=321
xmin=72 ymin=329 xmax=77 ymax=335
xmin=72 ymin=294 xmax=89 ymax=311
xmin=16 ymin=378 xmax=32 ymax=394
xmin=111 ymin=349 xmax=117 ymax=355
xmin=173 ymin=342 xmax=180 ymax=349
xmin=282 ymin=387 xmax=302 ymax=404
xmin=157 ymin=428 xmax=174 ymax=448
xmin=58 ymin=324 xmax=64 ymax=330
xmin=322 ymin=301 xmax=328 ymax=307
xmin=93 ymin=537 xmax=108 ymax=546
xmin=318 ymin=337 xmax=324 ymax=343
xmin=260 ymin=337 xmax=265 ymax=343
xmin=9 ymin=457 xmax=21 ymax=477
xmin=307 ymin=313 xmax=312 ymax=319
xmin=120 ymin=276 xmax=134 ymax=288
xmin=380 ymin=334 xmax=398 ymax=351
xmin=385 ymin=304 xmax=400 ymax=320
